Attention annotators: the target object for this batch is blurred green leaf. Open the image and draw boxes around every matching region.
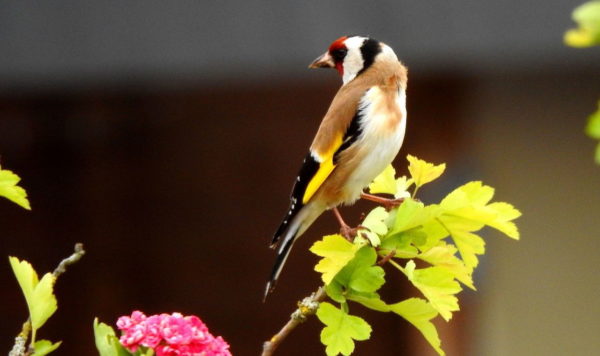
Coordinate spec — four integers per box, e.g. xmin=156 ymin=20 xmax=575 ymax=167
xmin=0 ymin=166 xmax=30 ymax=209
xmin=585 ymin=102 xmax=600 ymax=139
xmin=94 ymin=318 xmax=131 ymax=356
xmin=565 ymin=1 xmax=600 ymax=47
xmin=31 ymin=340 xmax=61 ymax=356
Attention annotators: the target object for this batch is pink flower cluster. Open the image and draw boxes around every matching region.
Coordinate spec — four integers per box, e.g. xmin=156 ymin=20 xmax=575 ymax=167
xmin=117 ymin=311 xmax=231 ymax=356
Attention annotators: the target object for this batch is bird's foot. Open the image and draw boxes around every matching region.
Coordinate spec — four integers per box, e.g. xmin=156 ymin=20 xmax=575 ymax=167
xmin=340 ymin=224 xmax=366 ymax=242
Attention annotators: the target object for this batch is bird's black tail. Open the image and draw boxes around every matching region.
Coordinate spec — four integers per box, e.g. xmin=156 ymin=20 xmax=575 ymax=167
xmin=264 ymin=202 xmax=325 ymax=300
xmin=264 ymin=224 xmax=300 ymax=300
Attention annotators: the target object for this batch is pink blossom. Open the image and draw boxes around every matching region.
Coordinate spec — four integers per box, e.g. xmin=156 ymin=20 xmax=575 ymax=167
xmin=141 ymin=315 xmax=163 ymax=348
xmin=116 ymin=311 xmax=232 ymax=356
xmin=160 ymin=313 xmax=194 ymax=345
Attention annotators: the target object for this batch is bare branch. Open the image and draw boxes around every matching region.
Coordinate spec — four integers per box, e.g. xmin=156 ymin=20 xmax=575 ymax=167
xmin=9 ymin=243 xmax=86 ymax=356
xmin=53 ymin=243 xmax=85 ymax=278
xmin=261 ymin=287 xmax=327 ymax=356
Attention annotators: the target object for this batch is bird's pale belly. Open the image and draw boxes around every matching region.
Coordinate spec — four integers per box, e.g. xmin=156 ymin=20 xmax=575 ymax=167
xmin=341 ymin=117 xmax=406 ymax=204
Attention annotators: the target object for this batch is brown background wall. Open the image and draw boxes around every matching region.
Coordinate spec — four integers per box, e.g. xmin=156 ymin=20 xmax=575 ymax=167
xmin=0 ymin=74 xmax=470 ymax=355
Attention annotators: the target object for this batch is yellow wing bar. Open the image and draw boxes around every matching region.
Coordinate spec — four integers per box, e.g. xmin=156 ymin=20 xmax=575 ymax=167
xmin=302 ymin=134 xmax=343 ymax=203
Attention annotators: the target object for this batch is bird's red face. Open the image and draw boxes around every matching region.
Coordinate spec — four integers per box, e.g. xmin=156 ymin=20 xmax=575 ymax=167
xmin=308 ymin=36 xmax=348 ymax=76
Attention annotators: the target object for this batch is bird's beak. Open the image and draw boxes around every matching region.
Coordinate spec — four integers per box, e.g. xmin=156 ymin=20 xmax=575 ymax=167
xmin=308 ymin=52 xmax=335 ymax=69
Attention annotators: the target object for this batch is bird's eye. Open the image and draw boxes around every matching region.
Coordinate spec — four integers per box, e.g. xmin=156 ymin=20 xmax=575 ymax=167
xmin=331 ymin=48 xmax=347 ymax=61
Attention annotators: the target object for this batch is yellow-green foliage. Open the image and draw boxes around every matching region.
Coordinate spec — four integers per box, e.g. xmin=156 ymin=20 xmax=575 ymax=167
xmin=313 ymin=155 xmax=521 ymax=356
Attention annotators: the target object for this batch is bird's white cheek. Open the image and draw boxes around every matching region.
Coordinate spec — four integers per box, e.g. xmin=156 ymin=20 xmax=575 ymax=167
xmin=342 ymin=55 xmax=364 ymax=84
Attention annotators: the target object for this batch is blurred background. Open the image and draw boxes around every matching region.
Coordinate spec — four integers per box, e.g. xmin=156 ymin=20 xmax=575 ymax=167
xmin=1 ymin=1 xmax=600 ymax=355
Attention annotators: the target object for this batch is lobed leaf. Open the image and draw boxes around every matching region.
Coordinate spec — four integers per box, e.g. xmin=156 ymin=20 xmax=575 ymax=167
xmin=310 ymin=235 xmax=360 ymax=284
xmin=317 ymin=302 xmax=372 ymax=356
xmin=418 ymin=242 xmax=475 ymax=290
xmin=327 ymin=247 xmax=385 ymax=303
xmin=368 ymin=165 xmax=397 ymax=196
xmin=9 ymin=257 xmax=58 ymax=330
xmin=407 ymin=155 xmax=446 ymax=188
xmin=0 ymin=166 xmax=31 ymax=210
xmin=389 ymin=298 xmax=445 ymax=355
xmin=403 ymin=260 xmax=462 ymax=321
xmin=359 ymin=207 xmax=389 ymax=247
xmin=350 ymin=295 xmax=444 ymax=356
xmin=29 ymin=273 xmax=58 ymax=330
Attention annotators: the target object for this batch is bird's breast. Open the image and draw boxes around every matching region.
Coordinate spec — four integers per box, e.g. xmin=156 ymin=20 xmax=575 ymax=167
xmin=340 ymin=85 xmax=407 ymax=204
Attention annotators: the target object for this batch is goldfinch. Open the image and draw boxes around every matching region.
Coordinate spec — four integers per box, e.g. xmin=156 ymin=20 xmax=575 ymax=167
xmin=266 ymin=35 xmax=408 ymax=297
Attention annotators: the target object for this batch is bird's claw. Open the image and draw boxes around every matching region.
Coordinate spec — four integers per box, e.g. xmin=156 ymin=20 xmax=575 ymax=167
xmin=340 ymin=224 xmax=367 ymax=242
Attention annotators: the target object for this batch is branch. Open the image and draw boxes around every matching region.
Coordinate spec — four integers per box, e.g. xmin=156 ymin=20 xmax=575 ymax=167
xmin=9 ymin=243 xmax=86 ymax=356
xmin=261 ymin=287 xmax=327 ymax=356
xmin=52 ymin=242 xmax=86 ymax=278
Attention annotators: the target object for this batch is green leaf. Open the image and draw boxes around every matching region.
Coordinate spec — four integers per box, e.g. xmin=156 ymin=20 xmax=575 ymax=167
xmin=418 ymin=242 xmax=475 ymax=290
xmin=326 ymin=247 xmax=385 ymax=303
xmin=585 ymin=103 xmax=600 ymax=139
xmin=31 ymin=340 xmax=62 ymax=356
xmin=391 ymin=198 xmax=429 ymax=233
xmin=94 ymin=318 xmax=131 ymax=356
xmin=368 ymin=164 xmax=397 ymax=195
xmin=29 ymin=273 xmax=58 ymax=330
xmin=350 ymin=295 xmax=445 ymax=356
xmin=338 ymin=247 xmax=385 ymax=295
xmin=389 ymin=298 xmax=445 ymax=356
xmin=565 ymin=1 xmax=600 ymax=47
xmin=360 ymin=207 xmax=389 ymax=247
xmin=9 ymin=257 xmax=58 ymax=330
xmin=445 ymin=228 xmax=485 ymax=270
xmin=393 ymin=175 xmax=414 ymax=199
xmin=407 ymin=155 xmax=446 ymax=188
xmin=585 ymin=103 xmax=600 ymax=164
xmin=440 ymin=182 xmax=521 ymax=240
xmin=317 ymin=302 xmax=372 ymax=356
xmin=379 ymin=231 xmax=420 ymax=258
xmin=9 ymin=257 xmax=39 ymax=303
xmin=0 ymin=166 xmax=31 ymax=210
xmin=440 ymin=181 xmax=494 ymax=210
xmin=310 ymin=234 xmax=360 ymax=284
xmin=403 ymin=260 xmax=462 ymax=321
xmin=369 ymin=164 xmax=413 ymax=199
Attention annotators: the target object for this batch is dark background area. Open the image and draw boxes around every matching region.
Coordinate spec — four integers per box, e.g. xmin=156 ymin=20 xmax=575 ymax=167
xmin=1 ymin=1 xmax=600 ymax=355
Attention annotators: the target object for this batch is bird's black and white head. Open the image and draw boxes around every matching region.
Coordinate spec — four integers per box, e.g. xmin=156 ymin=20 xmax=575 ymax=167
xmin=309 ymin=35 xmax=398 ymax=84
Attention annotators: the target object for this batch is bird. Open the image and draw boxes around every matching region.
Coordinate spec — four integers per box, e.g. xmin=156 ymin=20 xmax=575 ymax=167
xmin=266 ymin=35 xmax=408 ymax=298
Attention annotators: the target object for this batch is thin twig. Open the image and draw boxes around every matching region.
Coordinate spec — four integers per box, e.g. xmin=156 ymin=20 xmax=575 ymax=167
xmin=52 ymin=243 xmax=86 ymax=278
xmin=9 ymin=243 xmax=86 ymax=356
xmin=377 ymin=249 xmax=396 ymax=266
xmin=261 ymin=287 xmax=327 ymax=356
